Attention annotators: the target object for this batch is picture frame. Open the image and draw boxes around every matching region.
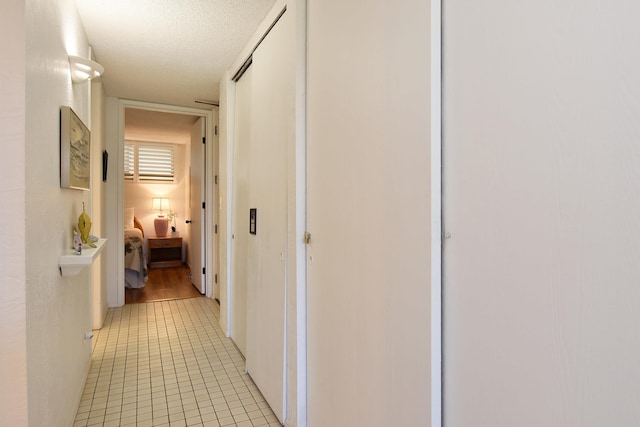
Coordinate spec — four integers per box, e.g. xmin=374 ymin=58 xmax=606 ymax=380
xmin=102 ymin=150 xmax=108 ymax=182
xmin=60 ymin=106 xmax=91 ymax=190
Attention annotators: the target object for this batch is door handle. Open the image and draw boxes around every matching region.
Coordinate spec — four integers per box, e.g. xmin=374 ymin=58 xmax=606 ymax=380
xmin=185 ymin=220 xmax=192 ymax=224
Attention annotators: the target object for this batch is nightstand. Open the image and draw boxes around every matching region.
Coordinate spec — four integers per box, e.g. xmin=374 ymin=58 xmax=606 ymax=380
xmin=148 ymin=236 xmax=183 ymax=268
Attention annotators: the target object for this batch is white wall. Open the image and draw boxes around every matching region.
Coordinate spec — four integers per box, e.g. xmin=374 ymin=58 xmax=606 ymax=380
xmin=444 ymin=1 xmax=640 ymax=426
xmin=305 ymin=0 xmax=432 ymax=426
xmin=23 ymin=0 xmax=99 ymax=426
xmin=0 ymin=1 xmax=28 ymax=425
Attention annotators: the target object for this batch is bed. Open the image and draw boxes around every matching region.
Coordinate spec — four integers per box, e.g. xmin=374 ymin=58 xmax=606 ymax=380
xmin=125 ymin=216 xmax=148 ymax=288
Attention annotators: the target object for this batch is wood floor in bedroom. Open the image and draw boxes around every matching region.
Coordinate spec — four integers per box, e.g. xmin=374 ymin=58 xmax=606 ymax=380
xmin=125 ymin=265 xmax=202 ymax=304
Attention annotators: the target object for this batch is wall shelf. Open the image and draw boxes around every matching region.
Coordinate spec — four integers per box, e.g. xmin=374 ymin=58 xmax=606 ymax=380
xmin=59 ymin=238 xmax=107 ymax=276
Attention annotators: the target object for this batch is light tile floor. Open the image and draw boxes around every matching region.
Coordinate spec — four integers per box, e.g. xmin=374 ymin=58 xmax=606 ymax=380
xmin=74 ymin=297 xmax=281 ymax=427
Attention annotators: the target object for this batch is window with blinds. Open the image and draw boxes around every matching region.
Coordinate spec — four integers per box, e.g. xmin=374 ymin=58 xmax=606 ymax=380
xmin=124 ymin=142 xmax=175 ymax=183
xmin=124 ymin=143 xmax=135 ymax=181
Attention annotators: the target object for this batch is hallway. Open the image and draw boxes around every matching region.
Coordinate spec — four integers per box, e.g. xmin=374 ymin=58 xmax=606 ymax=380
xmin=73 ymin=298 xmax=280 ymax=427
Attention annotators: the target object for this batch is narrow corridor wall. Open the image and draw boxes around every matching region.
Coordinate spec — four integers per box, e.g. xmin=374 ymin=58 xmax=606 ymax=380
xmin=0 ymin=0 xmax=28 ymax=424
xmin=25 ymin=0 xmax=97 ymax=425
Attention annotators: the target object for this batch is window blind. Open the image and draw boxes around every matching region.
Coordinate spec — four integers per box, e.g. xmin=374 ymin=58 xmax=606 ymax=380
xmin=138 ymin=145 xmax=174 ymax=182
xmin=123 ymin=142 xmax=175 ymax=183
xmin=124 ymin=143 xmax=135 ymax=181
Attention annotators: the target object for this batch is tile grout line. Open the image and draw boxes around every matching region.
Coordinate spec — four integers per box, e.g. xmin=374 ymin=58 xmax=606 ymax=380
xmin=74 ymin=297 xmax=282 ymax=427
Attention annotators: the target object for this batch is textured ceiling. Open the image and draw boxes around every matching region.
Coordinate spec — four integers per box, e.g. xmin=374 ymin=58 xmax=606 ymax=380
xmin=75 ymin=0 xmax=277 ymax=109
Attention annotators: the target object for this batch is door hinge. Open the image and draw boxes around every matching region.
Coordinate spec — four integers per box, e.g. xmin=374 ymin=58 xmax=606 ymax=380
xmin=215 ymin=125 xmax=218 ymax=135
xmin=215 ymin=274 xmax=218 ymax=284
xmin=215 ymin=175 xmax=218 ymax=184
xmin=202 ymin=267 xmax=206 ymax=275
xmin=304 ymin=232 xmax=311 ymax=245
xmin=202 ymin=202 xmax=205 ymax=209
xmin=215 ymin=224 xmax=218 ymax=234
xmin=202 ymin=136 xmax=206 ymax=144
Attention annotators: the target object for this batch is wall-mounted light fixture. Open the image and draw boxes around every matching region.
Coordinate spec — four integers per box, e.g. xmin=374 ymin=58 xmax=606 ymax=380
xmin=68 ymin=55 xmax=104 ymax=84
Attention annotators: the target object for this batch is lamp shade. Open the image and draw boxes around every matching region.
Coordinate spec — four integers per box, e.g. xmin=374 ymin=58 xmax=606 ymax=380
xmin=69 ymin=55 xmax=104 ymax=83
xmin=151 ymin=197 xmax=170 ymax=214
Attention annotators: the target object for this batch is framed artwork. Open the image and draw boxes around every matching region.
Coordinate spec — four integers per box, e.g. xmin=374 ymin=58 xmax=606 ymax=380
xmin=102 ymin=150 xmax=108 ymax=182
xmin=60 ymin=106 xmax=90 ymax=190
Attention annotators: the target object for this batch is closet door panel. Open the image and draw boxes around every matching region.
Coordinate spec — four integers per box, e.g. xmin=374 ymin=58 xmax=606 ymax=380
xmin=245 ymin=9 xmax=293 ymax=424
xmin=230 ymin=66 xmax=253 ymax=357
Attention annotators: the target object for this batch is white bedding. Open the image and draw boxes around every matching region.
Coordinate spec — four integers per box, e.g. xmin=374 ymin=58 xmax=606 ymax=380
xmin=124 ymin=227 xmax=147 ymax=288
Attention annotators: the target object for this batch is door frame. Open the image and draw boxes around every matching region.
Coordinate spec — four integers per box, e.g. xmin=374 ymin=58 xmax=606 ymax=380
xmin=431 ymin=0 xmax=442 ymax=423
xmin=107 ymin=99 xmax=215 ymax=307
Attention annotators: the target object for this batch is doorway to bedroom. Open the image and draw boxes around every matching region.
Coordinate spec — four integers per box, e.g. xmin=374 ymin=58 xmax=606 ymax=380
xmin=122 ymin=106 xmax=214 ymax=304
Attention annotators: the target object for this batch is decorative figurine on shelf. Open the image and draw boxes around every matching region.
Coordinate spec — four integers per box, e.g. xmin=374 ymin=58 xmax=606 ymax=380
xmin=78 ymin=202 xmax=96 ymax=248
xmin=73 ymin=230 xmax=82 ymax=254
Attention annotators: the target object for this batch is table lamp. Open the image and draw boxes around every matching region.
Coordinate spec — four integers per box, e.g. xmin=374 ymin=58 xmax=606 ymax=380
xmin=151 ymin=197 xmax=170 ymax=237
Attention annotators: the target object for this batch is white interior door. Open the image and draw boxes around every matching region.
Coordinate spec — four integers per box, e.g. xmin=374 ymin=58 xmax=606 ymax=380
xmin=189 ymin=117 xmax=205 ymax=293
xmin=244 ymin=10 xmax=292 ymax=424
xmin=212 ymin=118 xmax=220 ymax=300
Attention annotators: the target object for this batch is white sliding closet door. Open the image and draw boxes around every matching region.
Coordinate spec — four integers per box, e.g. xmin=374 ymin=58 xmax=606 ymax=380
xmin=230 ymin=66 xmax=253 ymax=357
xmin=305 ymin=0 xmax=433 ymax=426
xmin=245 ymin=9 xmax=293 ymax=423
xmin=444 ymin=2 xmax=640 ymax=426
